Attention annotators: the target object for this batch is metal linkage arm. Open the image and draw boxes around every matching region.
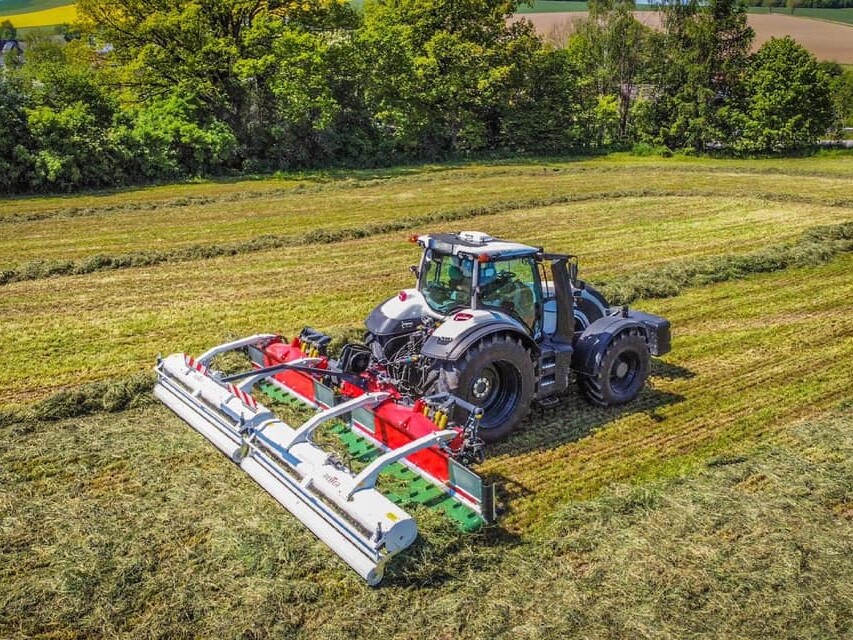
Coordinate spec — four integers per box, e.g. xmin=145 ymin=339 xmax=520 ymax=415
xmin=282 ymin=392 xmax=391 ymax=451
xmin=196 ymin=334 xmax=278 ymax=367
xmin=346 ymin=430 xmax=458 ymax=499
xmin=225 ymin=358 xmax=322 ymax=394
xmin=222 ymin=360 xmax=366 ymax=389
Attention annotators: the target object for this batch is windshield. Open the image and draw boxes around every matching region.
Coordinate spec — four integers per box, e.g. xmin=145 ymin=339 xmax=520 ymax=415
xmin=420 ymin=252 xmax=474 ymax=313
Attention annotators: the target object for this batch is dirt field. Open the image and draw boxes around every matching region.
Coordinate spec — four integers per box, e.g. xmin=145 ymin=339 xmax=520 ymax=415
xmin=521 ymin=12 xmax=853 ymax=63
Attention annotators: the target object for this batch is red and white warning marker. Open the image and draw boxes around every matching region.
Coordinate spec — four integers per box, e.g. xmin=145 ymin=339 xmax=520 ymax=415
xmin=184 ymin=354 xmax=209 ymax=376
xmin=226 ymin=383 xmax=258 ymax=410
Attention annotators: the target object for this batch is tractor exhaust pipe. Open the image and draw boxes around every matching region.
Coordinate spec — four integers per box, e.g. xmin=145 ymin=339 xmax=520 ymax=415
xmin=550 ymin=257 xmax=575 ymax=344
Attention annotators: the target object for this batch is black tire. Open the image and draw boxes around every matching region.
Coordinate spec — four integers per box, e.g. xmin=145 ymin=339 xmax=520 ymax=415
xmin=436 ymin=334 xmax=535 ymax=443
xmin=579 ymin=329 xmax=650 ymax=406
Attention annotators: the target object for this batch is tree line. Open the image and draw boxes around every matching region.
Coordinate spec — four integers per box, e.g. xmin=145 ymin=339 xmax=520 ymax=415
xmin=0 ymin=0 xmax=850 ymax=193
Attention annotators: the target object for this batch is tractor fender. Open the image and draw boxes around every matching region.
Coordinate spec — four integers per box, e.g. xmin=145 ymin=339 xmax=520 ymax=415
xmin=421 ymin=309 xmax=536 ymax=362
xmin=571 ymin=315 xmax=648 ymax=376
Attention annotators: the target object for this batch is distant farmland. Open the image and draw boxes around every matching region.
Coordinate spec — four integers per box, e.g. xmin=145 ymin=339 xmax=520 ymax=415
xmin=0 ymin=1 xmax=75 ymax=27
xmin=3 ymin=0 xmax=853 ymax=56
xmin=522 ymin=11 xmax=853 ymax=62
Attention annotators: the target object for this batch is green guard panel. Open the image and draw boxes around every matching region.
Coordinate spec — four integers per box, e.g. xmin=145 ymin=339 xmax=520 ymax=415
xmin=330 ymin=423 xmax=482 ymax=532
xmin=259 ymin=382 xmax=305 ymax=407
xmin=448 ymin=459 xmax=483 ymax=502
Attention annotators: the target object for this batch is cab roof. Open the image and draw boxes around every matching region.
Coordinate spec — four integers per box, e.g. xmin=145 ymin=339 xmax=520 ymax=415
xmin=415 ymin=231 xmax=539 ymax=259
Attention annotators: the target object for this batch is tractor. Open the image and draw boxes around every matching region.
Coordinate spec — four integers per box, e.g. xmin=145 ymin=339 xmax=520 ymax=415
xmin=364 ymin=231 xmax=671 ymax=441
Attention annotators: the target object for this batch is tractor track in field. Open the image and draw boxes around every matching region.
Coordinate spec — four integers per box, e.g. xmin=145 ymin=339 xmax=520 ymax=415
xmin=498 ymin=382 xmax=850 ymax=533
xmin=3 ymin=190 xmax=853 ymax=286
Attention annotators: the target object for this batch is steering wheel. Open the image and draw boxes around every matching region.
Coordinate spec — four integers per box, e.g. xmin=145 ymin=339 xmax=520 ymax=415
xmin=483 ymin=270 xmax=516 ymax=295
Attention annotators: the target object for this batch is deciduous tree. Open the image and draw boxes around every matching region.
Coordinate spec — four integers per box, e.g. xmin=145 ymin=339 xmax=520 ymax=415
xmin=569 ymin=0 xmax=649 ymax=144
xmin=644 ymin=0 xmax=753 ymax=150
xmin=737 ymin=37 xmax=833 ymax=151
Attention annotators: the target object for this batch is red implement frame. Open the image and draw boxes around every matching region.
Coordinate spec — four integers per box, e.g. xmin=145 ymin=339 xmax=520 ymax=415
xmin=255 ymin=337 xmax=494 ymax=520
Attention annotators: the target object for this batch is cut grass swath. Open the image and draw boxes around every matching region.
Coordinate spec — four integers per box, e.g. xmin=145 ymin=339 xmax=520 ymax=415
xmin=3 ymin=155 xmax=853 ymax=271
xmin=599 ymin=220 xmax=853 ymax=304
xmin=1 ymin=218 xmax=851 ymax=414
xmin=2 ymin=214 xmax=851 ymax=408
xmin=5 ymin=190 xmax=853 ymax=283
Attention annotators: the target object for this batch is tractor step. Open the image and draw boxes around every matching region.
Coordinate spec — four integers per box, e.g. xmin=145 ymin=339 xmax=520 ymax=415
xmin=535 ymin=343 xmax=573 ymax=401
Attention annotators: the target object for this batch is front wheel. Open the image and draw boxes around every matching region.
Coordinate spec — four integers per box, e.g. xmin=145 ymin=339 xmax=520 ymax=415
xmin=579 ymin=329 xmax=650 ymax=406
xmin=436 ymin=334 xmax=535 ymax=443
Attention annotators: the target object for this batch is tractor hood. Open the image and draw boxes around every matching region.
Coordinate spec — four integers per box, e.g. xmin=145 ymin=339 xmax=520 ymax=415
xmin=365 ymin=289 xmax=436 ymax=337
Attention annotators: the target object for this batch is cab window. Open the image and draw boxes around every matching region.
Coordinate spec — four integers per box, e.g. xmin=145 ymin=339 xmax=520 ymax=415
xmin=420 ymin=253 xmax=474 ymax=313
xmin=477 ymin=256 xmax=539 ymax=329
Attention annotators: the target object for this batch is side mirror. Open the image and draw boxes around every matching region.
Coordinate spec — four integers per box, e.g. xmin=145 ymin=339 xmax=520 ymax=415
xmin=409 ymin=265 xmax=419 ymax=278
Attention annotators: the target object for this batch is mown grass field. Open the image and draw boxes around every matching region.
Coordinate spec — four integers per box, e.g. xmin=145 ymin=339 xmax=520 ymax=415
xmin=1 ymin=154 xmax=852 ymax=638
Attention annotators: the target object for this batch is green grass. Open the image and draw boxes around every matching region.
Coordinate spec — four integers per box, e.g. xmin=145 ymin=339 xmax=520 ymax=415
xmin=517 ymin=0 xmax=853 ymax=22
xmin=1 ymin=199 xmax=850 ymax=406
xmin=1 ymin=154 xmax=853 ymax=637
xmin=750 ymin=6 xmax=853 ymax=24
xmin=2 ymin=404 xmax=850 ymax=638
xmin=3 ymin=156 xmax=853 ymax=271
xmin=518 ymin=1 xmax=590 ymax=13
xmin=524 ymin=2 xmax=853 ymax=24
xmin=2 ymin=155 xmax=852 ymax=405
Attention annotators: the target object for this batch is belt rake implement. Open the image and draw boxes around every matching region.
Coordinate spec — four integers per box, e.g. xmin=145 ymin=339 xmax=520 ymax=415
xmin=155 ymin=231 xmax=672 ymax=585
xmin=154 ymin=333 xmax=495 ymax=586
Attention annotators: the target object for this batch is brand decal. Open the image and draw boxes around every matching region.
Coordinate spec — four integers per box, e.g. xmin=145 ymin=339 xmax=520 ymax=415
xmin=323 ymin=473 xmax=341 ymax=487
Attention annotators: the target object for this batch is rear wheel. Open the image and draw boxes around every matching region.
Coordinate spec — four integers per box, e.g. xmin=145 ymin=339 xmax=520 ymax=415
xmin=437 ymin=334 xmax=535 ymax=443
xmin=579 ymin=329 xmax=650 ymax=406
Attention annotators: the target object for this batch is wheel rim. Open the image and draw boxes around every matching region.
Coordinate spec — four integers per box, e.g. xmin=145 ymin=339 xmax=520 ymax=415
xmin=609 ymin=350 xmax=640 ymax=395
xmin=470 ymin=361 xmax=522 ymax=430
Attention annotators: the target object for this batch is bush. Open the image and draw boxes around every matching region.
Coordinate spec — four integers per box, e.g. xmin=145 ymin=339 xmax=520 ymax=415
xmin=126 ymin=95 xmax=237 ymax=179
xmin=631 ymin=142 xmax=672 ymax=157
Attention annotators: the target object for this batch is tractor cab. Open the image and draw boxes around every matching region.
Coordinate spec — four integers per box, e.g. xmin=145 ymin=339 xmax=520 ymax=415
xmin=417 ymin=232 xmax=543 ymax=333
